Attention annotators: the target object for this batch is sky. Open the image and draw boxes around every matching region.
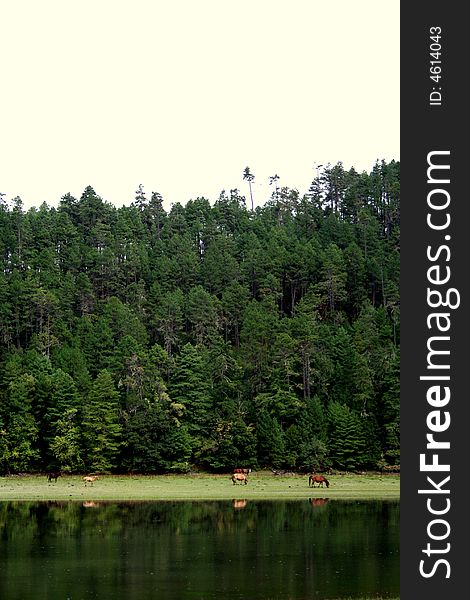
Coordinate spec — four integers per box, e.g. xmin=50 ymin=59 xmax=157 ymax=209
xmin=1 ymin=0 xmax=399 ymax=211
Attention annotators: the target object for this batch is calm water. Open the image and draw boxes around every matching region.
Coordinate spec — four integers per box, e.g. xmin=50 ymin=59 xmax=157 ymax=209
xmin=0 ymin=499 xmax=399 ymax=600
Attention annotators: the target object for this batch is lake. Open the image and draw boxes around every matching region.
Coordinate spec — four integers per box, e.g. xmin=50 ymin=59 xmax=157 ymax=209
xmin=0 ymin=499 xmax=399 ymax=599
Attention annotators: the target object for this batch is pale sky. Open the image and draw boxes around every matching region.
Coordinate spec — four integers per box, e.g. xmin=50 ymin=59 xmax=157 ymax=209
xmin=1 ymin=0 xmax=399 ymax=211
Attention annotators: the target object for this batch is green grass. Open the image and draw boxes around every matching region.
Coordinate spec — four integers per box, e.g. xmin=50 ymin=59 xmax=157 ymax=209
xmin=0 ymin=472 xmax=399 ymax=501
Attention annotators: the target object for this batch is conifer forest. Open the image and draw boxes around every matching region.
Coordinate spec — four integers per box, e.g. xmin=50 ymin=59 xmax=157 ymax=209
xmin=0 ymin=161 xmax=400 ymax=474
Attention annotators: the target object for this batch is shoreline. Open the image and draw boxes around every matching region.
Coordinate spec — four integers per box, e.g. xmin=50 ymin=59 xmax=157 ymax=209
xmin=0 ymin=472 xmax=400 ymax=502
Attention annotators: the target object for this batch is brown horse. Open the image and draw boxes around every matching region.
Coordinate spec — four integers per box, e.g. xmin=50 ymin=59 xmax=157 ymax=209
xmin=233 ymin=468 xmax=252 ymax=474
xmin=231 ymin=473 xmax=248 ymax=485
xmin=47 ymin=471 xmax=61 ymax=483
xmin=308 ymin=474 xmax=330 ymax=488
xmin=83 ymin=475 xmax=99 ymax=486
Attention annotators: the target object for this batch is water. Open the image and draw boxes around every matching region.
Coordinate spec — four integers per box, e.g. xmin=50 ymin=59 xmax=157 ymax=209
xmin=0 ymin=499 xmax=399 ymax=599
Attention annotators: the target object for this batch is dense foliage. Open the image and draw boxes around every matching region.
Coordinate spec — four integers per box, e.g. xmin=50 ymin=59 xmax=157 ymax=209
xmin=0 ymin=161 xmax=400 ymax=474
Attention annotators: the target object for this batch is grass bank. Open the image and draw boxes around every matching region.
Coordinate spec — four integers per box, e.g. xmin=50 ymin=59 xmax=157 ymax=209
xmin=0 ymin=472 xmax=399 ymax=501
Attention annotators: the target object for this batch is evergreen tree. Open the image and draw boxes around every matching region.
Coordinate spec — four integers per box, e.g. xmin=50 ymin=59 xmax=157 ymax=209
xmin=123 ymin=398 xmax=192 ymax=473
xmin=1 ymin=374 xmax=40 ymax=472
xmin=243 ymin=166 xmax=255 ymax=211
xmin=256 ymin=410 xmax=284 ymax=468
xmin=0 ymin=162 xmax=400 ymax=473
xmin=82 ymin=370 xmax=122 ymax=472
xmin=169 ymin=344 xmax=213 ymax=458
xmin=47 ymin=369 xmax=81 ymax=433
xmin=50 ymin=408 xmax=84 ymax=472
xmin=378 ymin=349 xmax=400 ymax=464
xmin=315 ymin=243 xmax=347 ymax=320
xmin=327 ymin=402 xmax=371 ymax=470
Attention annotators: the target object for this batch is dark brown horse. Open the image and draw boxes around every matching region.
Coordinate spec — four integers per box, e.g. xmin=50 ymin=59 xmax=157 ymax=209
xmin=308 ymin=474 xmax=330 ymax=488
xmin=231 ymin=473 xmax=248 ymax=485
xmin=47 ymin=471 xmax=61 ymax=483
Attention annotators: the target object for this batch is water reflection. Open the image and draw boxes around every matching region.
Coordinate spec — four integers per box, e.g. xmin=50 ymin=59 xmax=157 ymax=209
xmin=0 ymin=499 xmax=399 ymax=600
xmin=309 ymin=497 xmax=329 ymax=507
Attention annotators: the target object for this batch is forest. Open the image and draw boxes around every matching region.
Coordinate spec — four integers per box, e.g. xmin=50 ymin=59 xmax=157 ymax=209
xmin=0 ymin=161 xmax=400 ymax=475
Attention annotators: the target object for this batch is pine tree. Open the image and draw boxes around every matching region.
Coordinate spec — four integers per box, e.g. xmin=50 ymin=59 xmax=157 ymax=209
xmin=243 ymin=166 xmax=255 ymax=211
xmin=315 ymin=243 xmax=347 ymax=319
xmin=169 ymin=344 xmax=213 ymax=446
xmin=50 ymin=408 xmax=84 ymax=472
xmin=1 ymin=374 xmax=40 ymax=472
xmin=123 ymin=398 xmax=192 ymax=473
xmin=256 ymin=410 xmax=284 ymax=468
xmin=82 ymin=370 xmax=122 ymax=472
xmin=0 ymin=160 xmax=400 ymax=473
xmin=327 ymin=402 xmax=366 ymax=470
xmin=47 ymin=369 xmax=81 ymax=434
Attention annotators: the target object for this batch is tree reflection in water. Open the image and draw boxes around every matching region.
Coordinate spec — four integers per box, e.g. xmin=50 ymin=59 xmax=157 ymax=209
xmin=0 ymin=499 xmax=399 ymax=600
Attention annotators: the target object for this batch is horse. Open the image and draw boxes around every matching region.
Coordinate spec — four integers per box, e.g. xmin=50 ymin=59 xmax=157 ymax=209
xmin=231 ymin=473 xmax=248 ymax=485
xmin=83 ymin=475 xmax=99 ymax=486
xmin=233 ymin=468 xmax=252 ymax=474
xmin=47 ymin=471 xmax=61 ymax=483
xmin=308 ymin=474 xmax=330 ymax=488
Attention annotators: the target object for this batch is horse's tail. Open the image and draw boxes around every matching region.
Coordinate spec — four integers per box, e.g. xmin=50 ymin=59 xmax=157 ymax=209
xmin=324 ymin=478 xmax=330 ymax=488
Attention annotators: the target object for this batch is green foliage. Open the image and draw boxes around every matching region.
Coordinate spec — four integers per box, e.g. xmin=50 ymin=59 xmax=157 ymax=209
xmin=170 ymin=344 xmax=213 ymax=445
xmin=327 ymin=402 xmax=379 ymax=470
xmin=0 ymin=161 xmax=400 ymax=472
xmin=49 ymin=408 xmax=84 ymax=472
xmin=0 ymin=373 xmax=40 ymax=472
xmin=82 ymin=370 xmax=122 ymax=472
xmin=122 ymin=399 xmax=192 ymax=473
xmin=256 ymin=411 xmax=285 ymax=468
xmin=47 ymin=369 xmax=81 ymax=432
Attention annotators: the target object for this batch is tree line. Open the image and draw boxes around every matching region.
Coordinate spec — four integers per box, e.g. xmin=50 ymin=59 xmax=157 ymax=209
xmin=0 ymin=160 xmax=400 ymax=474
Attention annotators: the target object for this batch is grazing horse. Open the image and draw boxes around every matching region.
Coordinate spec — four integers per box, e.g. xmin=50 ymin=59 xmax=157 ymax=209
xmin=233 ymin=468 xmax=252 ymax=474
xmin=83 ymin=475 xmax=99 ymax=486
xmin=231 ymin=473 xmax=248 ymax=485
xmin=308 ymin=474 xmax=330 ymax=488
xmin=47 ymin=471 xmax=61 ymax=483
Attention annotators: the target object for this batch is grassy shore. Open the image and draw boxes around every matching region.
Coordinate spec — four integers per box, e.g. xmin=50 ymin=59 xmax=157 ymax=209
xmin=0 ymin=471 xmax=399 ymax=501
